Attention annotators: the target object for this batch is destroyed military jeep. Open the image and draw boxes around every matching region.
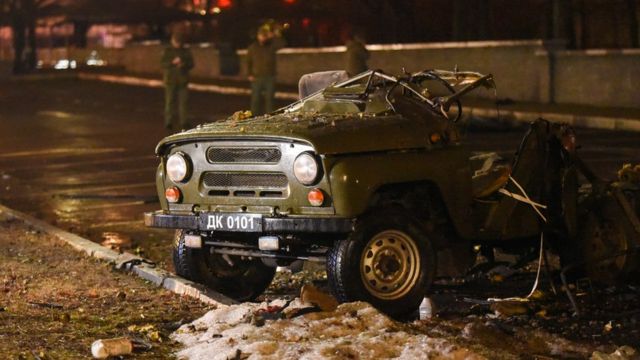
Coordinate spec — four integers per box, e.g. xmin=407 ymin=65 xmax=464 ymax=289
xmin=145 ymin=69 xmax=640 ymax=316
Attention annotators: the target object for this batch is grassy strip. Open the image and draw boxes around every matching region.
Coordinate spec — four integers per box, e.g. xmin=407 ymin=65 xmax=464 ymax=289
xmin=0 ymin=214 xmax=211 ymax=359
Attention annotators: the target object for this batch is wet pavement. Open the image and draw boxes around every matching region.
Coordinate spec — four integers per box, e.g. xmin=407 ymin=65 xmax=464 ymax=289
xmin=0 ymin=78 xmax=259 ymax=269
xmin=0 ymin=77 xmax=639 ymax=271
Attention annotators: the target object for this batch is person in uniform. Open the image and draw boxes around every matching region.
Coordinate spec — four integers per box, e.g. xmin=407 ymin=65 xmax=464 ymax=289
xmin=247 ymin=25 xmax=285 ymax=116
xmin=161 ymin=32 xmax=194 ymax=130
xmin=345 ymin=31 xmax=369 ymax=77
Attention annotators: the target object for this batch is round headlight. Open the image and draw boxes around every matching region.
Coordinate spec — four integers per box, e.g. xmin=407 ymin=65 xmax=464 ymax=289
xmin=293 ymin=152 xmax=319 ymax=185
xmin=167 ymin=153 xmax=191 ymax=183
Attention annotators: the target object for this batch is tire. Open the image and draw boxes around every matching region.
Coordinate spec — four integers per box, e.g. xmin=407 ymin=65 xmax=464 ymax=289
xmin=326 ymin=209 xmax=436 ymax=317
xmin=579 ymin=194 xmax=640 ymax=284
xmin=172 ymin=230 xmax=276 ymax=302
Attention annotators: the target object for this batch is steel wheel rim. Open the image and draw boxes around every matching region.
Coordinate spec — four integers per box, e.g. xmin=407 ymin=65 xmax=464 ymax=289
xmin=360 ymin=230 xmax=421 ymax=300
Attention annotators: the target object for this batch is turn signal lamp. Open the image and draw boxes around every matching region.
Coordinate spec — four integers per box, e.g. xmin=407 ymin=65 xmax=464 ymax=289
xmin=165 ymin=187 xmax=181 ymax=203
xmin=308 ymin=188 xmax=325 ymax=207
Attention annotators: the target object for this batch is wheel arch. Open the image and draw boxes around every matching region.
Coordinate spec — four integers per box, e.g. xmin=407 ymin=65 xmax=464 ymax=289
xmin=327 ymin=152 xmax=475 ymax=240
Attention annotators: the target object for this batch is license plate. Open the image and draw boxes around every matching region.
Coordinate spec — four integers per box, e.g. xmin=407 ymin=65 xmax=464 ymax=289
xmin=199 ymin=213 xmax=262 ymax=232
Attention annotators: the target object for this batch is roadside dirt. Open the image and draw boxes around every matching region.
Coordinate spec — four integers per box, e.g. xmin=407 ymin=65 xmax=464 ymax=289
xmin=174 ymin=275 xmax=635 ymax=360
xmin=0 ymin=213 xmax=211 ymax=359
xmin=1 ymin=208 xmax=639 ymax=359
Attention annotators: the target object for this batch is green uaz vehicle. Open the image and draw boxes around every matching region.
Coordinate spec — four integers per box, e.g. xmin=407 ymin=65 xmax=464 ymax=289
xmin=145 ymin=70 xmax=640 ymax=316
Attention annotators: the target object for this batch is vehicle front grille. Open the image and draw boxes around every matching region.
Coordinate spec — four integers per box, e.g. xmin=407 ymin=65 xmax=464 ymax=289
xmin=206 ymin=147 xmax=281 ymax=163
xmin=202 ymin=172 xmax=288 ymax=189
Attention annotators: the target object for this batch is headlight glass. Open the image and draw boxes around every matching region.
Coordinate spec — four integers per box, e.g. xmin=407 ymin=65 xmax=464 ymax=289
xmin=293 ymin=153 xmax=319 ymax=185
xmin=167 ymin=153 xmax=190 ymax=183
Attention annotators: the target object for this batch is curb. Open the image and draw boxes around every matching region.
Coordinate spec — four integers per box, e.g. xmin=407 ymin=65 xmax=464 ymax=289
xmin=7 ymin=72 xmax=78 ymax=81
xmin=76 ymin=72 xmax=640 ymax=133
xmin=77 ymin=72 xmax=299 ymax=101
xmin=0 ymin=203 xmax=237 ymax=308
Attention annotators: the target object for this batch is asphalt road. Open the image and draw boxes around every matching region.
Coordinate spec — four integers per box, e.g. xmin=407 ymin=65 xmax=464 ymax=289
xmin=0 ymin=77 xmax=639 ymax=268
xmin=0 ymin=78 xmax=255 ymax=267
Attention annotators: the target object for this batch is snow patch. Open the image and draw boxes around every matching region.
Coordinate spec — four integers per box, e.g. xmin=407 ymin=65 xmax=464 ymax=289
xmin=172 ymin=300 xmax=480 ymax=360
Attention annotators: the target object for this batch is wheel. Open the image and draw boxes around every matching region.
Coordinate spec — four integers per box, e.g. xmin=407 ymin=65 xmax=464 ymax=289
xmin=326 ymin=209 xmax=436 ymax=317
xmin=172 ymin=230 xmax=276 ymax=302
xmin=580 ymin=194 xmax=640 ymax=284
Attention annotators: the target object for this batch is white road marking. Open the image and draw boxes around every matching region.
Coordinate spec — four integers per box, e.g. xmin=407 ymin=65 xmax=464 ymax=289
xmin=0 ymin=147 xmax=126 ymax=159
xmin=88 ymin=220 xmax=145 ymax=229
xmin=4 ymin=182 xmax=156 ymax=199
xmin=4 ymin=155 xmax=157 ymax=171
xmin=56 ymin=182 xmax=156 ymax=195
xmin=30 ymin=167 xmax=157 ymax=185
xmin=36 ymin=110 xmax=75 ymax=119
xmin=57 ymin=201 xmax=147 ymax=213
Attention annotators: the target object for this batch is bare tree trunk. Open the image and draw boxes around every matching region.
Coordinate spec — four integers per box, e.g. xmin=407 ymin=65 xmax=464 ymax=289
xmin=25 ymin=0 xmax=37 ymax=71
xmin=476 ymin=0 xmax=490 ymax=40
xmin=573 ymin=0 xmax=586 ymax=49
xmin=10 ymin=0 xmax=27 ymax=74
xmin=550 ymin=0 xmax=575 ymax=47
xmin=11 ymin=22 xmax=26 ymax=73
xmin=452 ymin=0 xmax=466 ymax=41
xmin=27 ymin=17 xmax=36 ymax=70
xmin=628 ymin=0 xmax=639 ymax=47
xmin=563 ymin=0 xmax=576 ymax=48
xmin=386 ymin=0 xmax=416 ymax=43
xmin=73 ymin=21 xmax=89 ymax=48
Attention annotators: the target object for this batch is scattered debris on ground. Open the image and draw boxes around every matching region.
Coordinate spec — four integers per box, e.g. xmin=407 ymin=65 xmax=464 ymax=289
xmin=2 ymin=210 xmax=639 ymax=359
xmin=174 ymin=275 xmax=640 ymax=360
xmin=0 ymin=214 xmax=211 ymax=359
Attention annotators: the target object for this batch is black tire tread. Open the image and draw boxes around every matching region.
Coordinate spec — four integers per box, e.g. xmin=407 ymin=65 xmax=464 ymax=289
xmin=326 ymin=208 xmax=436 ymax=317
xmin=172 ymin=229 xmax=275 ymax=301
xmin=326 ymin=238 xmax=351 ymax=303
xmin=172 ymin=229 xmax=202 ymax=281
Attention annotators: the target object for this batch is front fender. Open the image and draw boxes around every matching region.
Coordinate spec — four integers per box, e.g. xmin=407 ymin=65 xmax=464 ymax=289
xmin=327 ymin=147 xmax=475 ymax=239
xmin=156 ymin=162 xmax=168 ymax=211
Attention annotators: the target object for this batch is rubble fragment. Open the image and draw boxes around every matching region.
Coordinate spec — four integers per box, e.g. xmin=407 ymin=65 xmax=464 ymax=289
xmin=489 ymin=301 xmax=529 ymax=317
xmin=300 ymin=284 xmax=338 ymax=312
xmin=91 ymin=338 xmax=133 ymax=359
xmin=591 ymin=346 xmax=638 ymax=360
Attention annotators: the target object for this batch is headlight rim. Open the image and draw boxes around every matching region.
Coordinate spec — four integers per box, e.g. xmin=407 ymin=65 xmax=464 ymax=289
xmin=166 ymin=152 xmax=192 ymax=183
xmin=293 ymin=152 xmax=320 ymax=186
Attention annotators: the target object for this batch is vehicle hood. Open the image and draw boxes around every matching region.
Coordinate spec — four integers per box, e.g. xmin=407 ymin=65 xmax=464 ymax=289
xmin=156 ymin=113 xmax=436 ymax=155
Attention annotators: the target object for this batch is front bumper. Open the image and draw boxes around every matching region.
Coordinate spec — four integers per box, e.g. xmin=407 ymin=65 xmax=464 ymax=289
xmin=144 ymin=211 xmax=354 ymax=234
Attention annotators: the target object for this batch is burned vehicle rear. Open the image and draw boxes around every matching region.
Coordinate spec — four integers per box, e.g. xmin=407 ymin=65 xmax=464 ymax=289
xmin=146 ymin=70 xmax=640 ymax=316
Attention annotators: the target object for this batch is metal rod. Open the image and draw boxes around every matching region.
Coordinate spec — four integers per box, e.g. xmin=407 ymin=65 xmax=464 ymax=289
xmin=205 ymin=241 xmax=255 ymax=249
xmin=542 ymin=245 xmax=559 ymax=296
xmin=209 ymin=247 xmax=326 ymax=263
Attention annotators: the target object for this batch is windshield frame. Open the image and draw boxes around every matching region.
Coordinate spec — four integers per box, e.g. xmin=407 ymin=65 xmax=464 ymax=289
xmin=276 ymin=70 xmax=437 ymax=115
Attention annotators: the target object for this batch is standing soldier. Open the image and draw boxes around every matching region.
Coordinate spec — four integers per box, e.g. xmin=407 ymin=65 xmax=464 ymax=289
xmin=161 ymin=32 xmax=194 ymax=130
xmin=247 ymin=24 xmax=285 ymax=116
xmin=345 ymin=31 xmax=369 ymax=77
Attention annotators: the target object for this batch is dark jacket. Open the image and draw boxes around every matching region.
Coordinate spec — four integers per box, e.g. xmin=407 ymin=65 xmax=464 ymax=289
xmin=246 ymin=37 xmax=285 ymax=78
xmin=161 ymin=46 xmax=194 ymax=85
